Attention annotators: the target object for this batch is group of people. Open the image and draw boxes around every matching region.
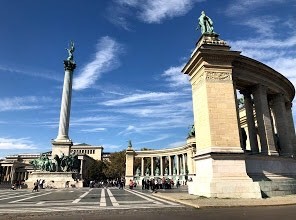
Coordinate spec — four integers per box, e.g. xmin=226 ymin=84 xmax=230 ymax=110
xmin=141 ymin=177 xmax=183 ymax=192
xmin=32 ymin=179 xmax=44 ymax=192
xmin=10 ymin=180 xmax=24 ymax=190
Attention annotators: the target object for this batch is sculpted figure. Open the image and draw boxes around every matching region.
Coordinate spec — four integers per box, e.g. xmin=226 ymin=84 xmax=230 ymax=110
xmin=164 ymin=167 xmax=168 ymax=175
xmin=155 ymin=167 xmax=160 ymax=176
xmin=136 ymin=167 xmax=141 ymax=176
xmin=66 ymin=41 xmax=75 ymax=62
xmin=197 ymin=11 xmax=215 ymax=34
xmin=188 ymin=124 xmax=195 ymax=138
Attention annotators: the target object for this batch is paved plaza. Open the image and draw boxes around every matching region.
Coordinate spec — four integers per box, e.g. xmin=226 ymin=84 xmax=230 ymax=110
xmin=0 ymin=186 xmax=296 ymax=219
xmin=0 ymin=187 xmax=182 ymax=215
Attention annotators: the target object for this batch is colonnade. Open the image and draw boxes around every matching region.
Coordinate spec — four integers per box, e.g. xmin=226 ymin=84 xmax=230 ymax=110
xmin=127 ymin=143 xmax=196 ymax=181
xmin=240 ymin=85 xmax=296 ymax=156
xmin=0 ymin=165 xmax=16 ymax=182
xmin=138 ymin=154 xmax=188 ymax=177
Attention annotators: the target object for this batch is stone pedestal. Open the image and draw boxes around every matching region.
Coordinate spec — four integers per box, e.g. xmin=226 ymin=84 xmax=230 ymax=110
xmin=26 ymin=171 xmax=82 ymax=189
xmin=188 ymin=151 xmax=261 ymax=198
xmin=125 ymin=146 xmax=135 ymax=184
xmin=51 ymin=139 xmax=72 ymax=157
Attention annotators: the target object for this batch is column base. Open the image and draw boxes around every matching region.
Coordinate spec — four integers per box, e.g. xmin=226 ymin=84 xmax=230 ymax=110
xmin=188 ymin=151 xmax=262 ymax=198
xmin=51 ymin=139 xmax=73 ymax=157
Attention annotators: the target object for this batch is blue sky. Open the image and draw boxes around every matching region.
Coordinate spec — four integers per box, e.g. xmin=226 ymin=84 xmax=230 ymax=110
xmin=0 ymin=0 xmax=295 ymax=158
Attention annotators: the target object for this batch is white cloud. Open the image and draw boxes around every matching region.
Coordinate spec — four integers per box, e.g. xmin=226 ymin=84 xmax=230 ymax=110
xmin=73 ymin=36 xmax=123 ymax=90
xmin=113 ymin=101 xmax=192 ymax=118
xmin=225 ymin=0 xmax=285 ymax=16
xmin=0 ymin=137 xmax=37 ymax=150
xmin=114 ymin=0 xmax=201 ymax=24
xmin=161 ymin=64 xmax=190 ymax=88
xmin=0 ymin=96 xmax=42 ymax=112
xmin=103 ymin=144 xmax=121 ymax=151
xmin=136 ymin=135 xmax=170 ymax=144
xmin=80 ymin=128 xmax=106 ymax=133
xmin=242 ymin=16 xmax=279 ymax=37
xmin=102 ymin=92 xmax=180 ymax=106
xmin=0 ymin=65 xmax=61 ymax=81
xmin=167 ymin=140 xmax=186 ymax=148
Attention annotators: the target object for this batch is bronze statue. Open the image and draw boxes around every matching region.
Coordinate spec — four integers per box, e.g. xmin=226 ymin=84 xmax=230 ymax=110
xmin=66 ymin=41 xmax=75 ymax=63
xmin=197 ymin=11 xmax=215 ymax=34
xmin=188 ymin=124 xmax=195 ymax=138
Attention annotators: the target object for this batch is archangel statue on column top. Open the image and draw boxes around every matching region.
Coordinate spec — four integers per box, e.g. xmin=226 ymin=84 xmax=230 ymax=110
xmin=66 ymin=41 xmax=75 ymax=63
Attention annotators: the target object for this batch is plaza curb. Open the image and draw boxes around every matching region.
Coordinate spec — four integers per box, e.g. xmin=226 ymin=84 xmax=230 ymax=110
xmin=152 ymin=192 xmax=296 ymax=209
xmin=152 ymin=193 xmax=201 ymax=208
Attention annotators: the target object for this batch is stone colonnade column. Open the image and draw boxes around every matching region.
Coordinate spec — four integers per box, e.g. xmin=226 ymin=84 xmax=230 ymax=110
xmin=186 ymin=148 xmax=194 ymax=175
xmin=5 ymin=166 xmax=9 ymax=181
xmin=270 ymin=94 xmax=292 ymax=155
xmin=241 ymin=90 xmax=259 ymax=153
xmin=285 ymin=102 xmax=296 ymax=155
xmin=160 ymin=156 xmax=163 ymax=176
xmin=80 ymin=159 xmax=84 ymax=180
xmin=182 ymin=154 xmax=186 ymax=174
xmin=176 ymin=155 xmax=179 ymax=175
xmin=141 ymin=158 xmax=144 ymax=176
xmin=168 ymin=156 xmax=172 ymax=175
xmin=252 ymin=85 xmax=277 ymax=155
xmin=150 ymin=157 xmax=154 ymax=176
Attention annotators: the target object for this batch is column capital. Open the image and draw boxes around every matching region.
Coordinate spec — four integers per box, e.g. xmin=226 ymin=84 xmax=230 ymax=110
xmin=64 ymin=60 xmax=76 ymax=71
xmin=269 ymin=93 xmax=285 ymax=106
xmin=251 ymin=84 xmax=268 ymax=93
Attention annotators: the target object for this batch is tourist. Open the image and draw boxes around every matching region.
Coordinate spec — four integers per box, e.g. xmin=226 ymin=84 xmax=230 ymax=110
xmin=129 ymin=179 xmax=134 ymax=189
xmin=10 ymin=183 xmax=16 ymax=190
xmin=32 ymin=180 xmax=39 ymax=192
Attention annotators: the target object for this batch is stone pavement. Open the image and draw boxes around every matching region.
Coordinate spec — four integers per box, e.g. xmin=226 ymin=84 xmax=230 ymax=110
xmin=151 ymin=188 xmax=296 ymax=208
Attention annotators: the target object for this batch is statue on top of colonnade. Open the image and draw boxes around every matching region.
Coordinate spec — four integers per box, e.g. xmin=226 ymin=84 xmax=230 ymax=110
xmin=187 ymin=124 xmax=195 ymax=138
xmin=196 ymin=11 xmax=215 ymax=35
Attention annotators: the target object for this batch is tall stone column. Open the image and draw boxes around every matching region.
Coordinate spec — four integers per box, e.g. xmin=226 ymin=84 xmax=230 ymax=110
xmin=252 ymin=85 xmax=277 ymax=155
xmin=52 ymin=43 xmax=76 ymax=157
xmin=241 ymin=90 xmax=259 ymax=153
xmin=270 ymin=94 xmax=292 ymax=156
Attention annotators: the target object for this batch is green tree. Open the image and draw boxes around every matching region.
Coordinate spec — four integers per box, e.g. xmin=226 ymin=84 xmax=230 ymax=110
xmin=104 ymin=150 xmax=126 ymax=179
xmin=87 ymin=160 xmax=106 ymax=181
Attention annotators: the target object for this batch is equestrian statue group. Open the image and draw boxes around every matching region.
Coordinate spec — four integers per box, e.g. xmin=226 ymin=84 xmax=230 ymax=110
xmin=30 ymin=153 xmax=80 ymax=172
